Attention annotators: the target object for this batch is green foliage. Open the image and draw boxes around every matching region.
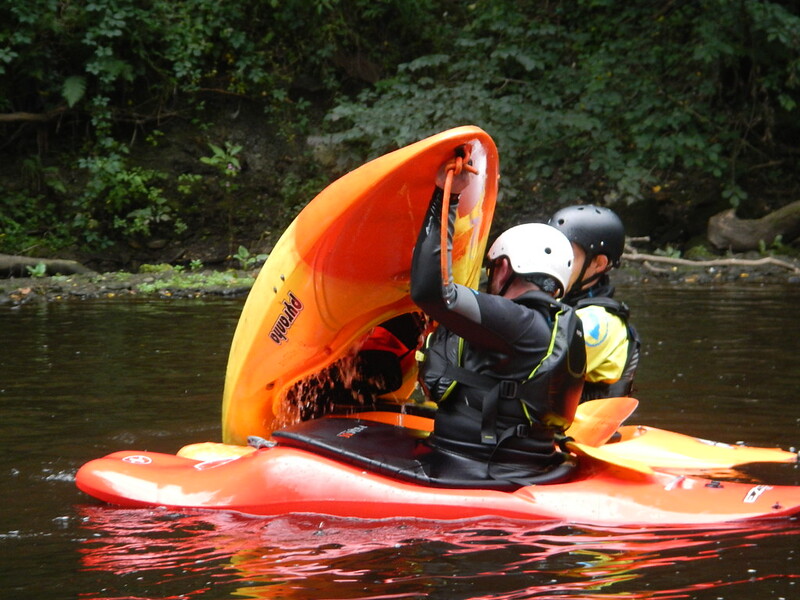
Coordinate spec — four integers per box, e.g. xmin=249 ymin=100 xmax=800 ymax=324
xmin=76 ymin=143 xmax=187 ymax=243
xmin=758 ymin=234 xmax=786 ymax=255
xmin=9 ymin=160 xmax=68 ymax=258
xmin=684 ymin=245 xmax=715 ymax=261
xmin=1 ymin=0 xmax=444 ymax=253
xmin=232 ymin=245 xmax=267 ymax=269
xmin=200 ymin=142 xmax=242 ymax=179
xmin=21 ymin=156 xmax=66 ymax=195
xmin=62 ymin=76 xmax=86 ymax=107
xmin=277 ymin=167 xmax=330 ymax=223
xmin=139 ymin=263 xmax=178 ymax=274
xmin=654 ymin=245 xmax=682 ymax=259
xmin=325 ymin=0 xmax=800 ymax=217
xmin=135 ymin=270 xmax=254 ymax=294
xmin=0 ymin=189 xmax=71 ymax=254
xmin=26 ymin=262 xmax=47 ymax=278
xmin=721 ymin=184 xmax=748 ymax=209
xmin=1 ymin=0 xmax=799 ymax=257
xmin=2 ymin=0 xmax=441 ymax=134
xmin=198 ymin=141 xmax=243 ymax=245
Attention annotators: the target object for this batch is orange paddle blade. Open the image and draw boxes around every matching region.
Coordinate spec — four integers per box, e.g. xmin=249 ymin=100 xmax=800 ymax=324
xmin=565 ymin=439 xmax=655 ymax=477
xmin=566 ymin=397 xmax=639 ymax=447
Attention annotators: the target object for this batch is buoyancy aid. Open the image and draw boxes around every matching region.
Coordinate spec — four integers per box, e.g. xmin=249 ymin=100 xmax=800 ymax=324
xmin=573 ymin=294 xmax=641 ymax=401
xmin=418 ymin=292 xmax=585 ymax=478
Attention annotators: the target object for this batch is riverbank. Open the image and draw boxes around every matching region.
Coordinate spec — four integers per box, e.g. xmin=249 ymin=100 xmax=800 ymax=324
xmin=2 ymin=251 xmax=799 ymax=307
xmin=0 ymin=267 xmax=257 ymax=306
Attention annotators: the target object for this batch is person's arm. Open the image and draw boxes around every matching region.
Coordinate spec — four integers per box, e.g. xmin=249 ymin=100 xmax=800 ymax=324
xmin=410 ymin=186 xmax=463 ymax=312
xmin=410 ymin=186 xmax=524 ymax=354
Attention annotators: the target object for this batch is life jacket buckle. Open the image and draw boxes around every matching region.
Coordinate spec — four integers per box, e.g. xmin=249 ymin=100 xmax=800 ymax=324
xmin=499 ymin=380 xmax=518 ymax=399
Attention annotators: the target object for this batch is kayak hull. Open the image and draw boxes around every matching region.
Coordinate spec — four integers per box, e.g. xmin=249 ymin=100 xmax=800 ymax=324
xmin=75 ymin=442 xmax=800 ymax=527
xmin=222 ymin=126 xmax=498 ymax=445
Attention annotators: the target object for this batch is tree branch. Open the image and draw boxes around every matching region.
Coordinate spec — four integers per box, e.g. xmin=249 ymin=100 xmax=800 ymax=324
xmin=622 ymin=251 xmax=800 ymax=274
xmin=0 ymin=254 xmax=95 ymax=278
xmin=0 ymin=106 xmax=68 ymax=123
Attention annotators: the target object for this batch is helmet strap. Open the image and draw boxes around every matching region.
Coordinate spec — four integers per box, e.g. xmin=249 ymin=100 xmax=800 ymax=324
xmin=578 ymin=270 xmax=604 ymax=289
xmin=497 ymin=273 xmax=515 ymax=297
xmin=572 ymin=253 xmax=611 ymax=293
xmin=571 ymin=258 xmax=591 ymax=294
xmin=488 ymin=257 xmax=516 ymax=297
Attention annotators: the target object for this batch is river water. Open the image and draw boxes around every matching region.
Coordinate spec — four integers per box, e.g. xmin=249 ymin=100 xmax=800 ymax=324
xmin=1 ymin=284 xmax=798 ymax=599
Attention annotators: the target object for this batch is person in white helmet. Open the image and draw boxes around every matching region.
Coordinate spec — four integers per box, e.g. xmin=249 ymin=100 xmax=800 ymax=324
xmin=410 ymin=153 xmax=586 ymax=488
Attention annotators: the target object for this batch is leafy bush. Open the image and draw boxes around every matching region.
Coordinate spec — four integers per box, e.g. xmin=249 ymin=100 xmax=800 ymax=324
xmin=0 ymin=0 xmax=446 ymax=255
xmin=77 ymin=149 xmax=187 ymax=242
xmin=0 ymin=190 xmax=71 ymax=254
xmin=1 ymin=0 xmax=798 ymax=258
xmin=325 ymin=0 xmax=800 ymax=221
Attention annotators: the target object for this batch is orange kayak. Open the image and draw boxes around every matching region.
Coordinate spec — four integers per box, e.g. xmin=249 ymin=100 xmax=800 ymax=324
xmin=221 ymin=126 xmax=498 ymax=445
xmin=75 ymin=416 xmax=800 ymax=527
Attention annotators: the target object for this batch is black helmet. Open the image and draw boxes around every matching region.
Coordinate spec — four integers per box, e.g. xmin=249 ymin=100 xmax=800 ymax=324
xmin=548 ymin=205 xmax=625 ymax=267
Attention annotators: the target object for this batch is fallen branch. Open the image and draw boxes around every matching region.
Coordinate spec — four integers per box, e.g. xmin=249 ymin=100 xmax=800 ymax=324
xmin=0 ymin=254 xmax=95 ymax=278
xmin=0 ymin=106 xmax=68 ymax=123
xmin=622 ymin=251 xmax=800 ymax=274
xmin=707 ymin=201 xmax=800 ymax=251
xmin=639 ymin=260 xmax=673 ymax=274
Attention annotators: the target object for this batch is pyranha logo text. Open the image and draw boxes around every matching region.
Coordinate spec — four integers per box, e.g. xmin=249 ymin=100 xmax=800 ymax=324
xmin=269 ymin=292 xmax=304 ymax=344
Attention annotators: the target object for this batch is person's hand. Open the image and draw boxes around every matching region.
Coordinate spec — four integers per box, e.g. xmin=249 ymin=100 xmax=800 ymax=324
xmin=436 ymin=146 xmax=477 ymax=195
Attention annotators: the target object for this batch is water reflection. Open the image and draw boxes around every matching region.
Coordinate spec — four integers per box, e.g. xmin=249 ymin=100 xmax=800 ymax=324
xmin=77 ymin=507 xmax=799 ymax=600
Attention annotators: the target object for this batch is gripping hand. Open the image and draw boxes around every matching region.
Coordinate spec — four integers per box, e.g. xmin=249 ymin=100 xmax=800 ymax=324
xmin=436 ymin=145 xmax=477 ymax=195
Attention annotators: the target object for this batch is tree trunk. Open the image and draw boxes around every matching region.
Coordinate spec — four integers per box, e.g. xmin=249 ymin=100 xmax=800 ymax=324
xmin=707 ymin=201 xmax=800 ymax=251
xmin=0 ymin=254 xmax=95 ymax=278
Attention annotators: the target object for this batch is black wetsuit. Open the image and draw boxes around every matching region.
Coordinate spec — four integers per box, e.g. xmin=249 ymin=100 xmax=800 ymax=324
xmin=410 ymin=189 xmax=585 ymax=485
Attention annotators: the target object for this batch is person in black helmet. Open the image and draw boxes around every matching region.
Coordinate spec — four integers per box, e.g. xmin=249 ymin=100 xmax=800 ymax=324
xmin=548 ymin=205 xmax=640 ymax=401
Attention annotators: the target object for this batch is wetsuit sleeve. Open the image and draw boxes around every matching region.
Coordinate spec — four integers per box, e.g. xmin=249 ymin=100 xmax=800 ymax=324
xmin=410 ymin=188 xmax=526 ymax=355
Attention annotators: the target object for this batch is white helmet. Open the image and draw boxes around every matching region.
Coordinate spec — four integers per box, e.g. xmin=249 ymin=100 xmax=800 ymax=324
xmin=487 ymin=223 xmax=574 ymax=298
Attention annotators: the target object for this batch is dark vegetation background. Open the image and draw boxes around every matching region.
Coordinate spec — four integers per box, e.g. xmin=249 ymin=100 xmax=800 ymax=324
xmin=2 ymin=0 xmax=799 ymax=272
